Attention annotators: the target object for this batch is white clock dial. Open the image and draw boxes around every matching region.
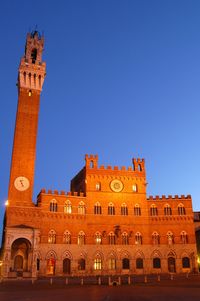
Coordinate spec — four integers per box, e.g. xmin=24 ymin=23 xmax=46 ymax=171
xmin=110 ymin=179 xmax=123 ymax=192
xmin=14 ymin=176 xmax=30 ymax=191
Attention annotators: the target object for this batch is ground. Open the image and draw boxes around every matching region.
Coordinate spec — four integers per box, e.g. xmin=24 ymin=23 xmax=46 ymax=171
xmin=0 ymin=274 xmax=200 ymax=301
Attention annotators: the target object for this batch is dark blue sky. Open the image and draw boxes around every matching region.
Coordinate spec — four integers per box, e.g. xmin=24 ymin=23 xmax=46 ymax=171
xmin=0 ymin=0 xmax=200 ymax=242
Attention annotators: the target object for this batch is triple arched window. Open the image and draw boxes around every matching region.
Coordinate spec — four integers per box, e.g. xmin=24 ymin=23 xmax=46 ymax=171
xmin=121 ymin=203 xmax=128 ymax=216
xmin=108 ymin=202 xmax=115 ymax=215
xmin=135 ymin=232 xmax=142 ymax=245
xmin=164 ymin=204 xmax=172 ymax=216
xmin=94 ymin=202 xmax=102 ymax=214
xmin=63 ymin=230 xmax=71 ymax=244
xmin=48 ymin=230 xmax=56 ymax=244
xmin=150 ymin=204 xmax=158 ymax=216
xmin=50 ymin=199 xmax=57 ymax=212
xmin=134 ymin=204 xmax=141 ymax=216
xmin=152 ymin=232 xmax=160 ymax=245
xmin=78 ymin=201 xmax=86 ymax=214
xmin=122 ymin=232 xmax=129 ymax=245
xmin=178 ymin=204 xmax=186 ymax=215
xmin=78 ymin=231 xmax=85 ymax=245
xmin=64 ymin=200 xmax=72 ymax=214
xmin=180 ymin=231 xmax=188 ymax=244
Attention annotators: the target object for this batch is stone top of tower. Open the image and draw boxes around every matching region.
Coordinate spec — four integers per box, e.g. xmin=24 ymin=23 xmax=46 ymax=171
xmin=18 ymin=31 xmax=46 ymax=92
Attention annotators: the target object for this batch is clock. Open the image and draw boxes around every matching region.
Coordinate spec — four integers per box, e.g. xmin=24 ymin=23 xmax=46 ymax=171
xmin=110 ymin=179 xmax=123 ymax=192
xmin=14 ymin=176 xmax=30 ymax=191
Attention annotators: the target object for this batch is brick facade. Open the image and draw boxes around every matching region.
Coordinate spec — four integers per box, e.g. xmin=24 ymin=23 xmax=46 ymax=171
xmin=1 ymin=32 xmax=198 ymax=278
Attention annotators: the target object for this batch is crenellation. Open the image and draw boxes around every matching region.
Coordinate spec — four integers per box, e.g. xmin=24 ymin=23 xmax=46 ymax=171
xmin=147 ymin=194 xmax=192 ymax=201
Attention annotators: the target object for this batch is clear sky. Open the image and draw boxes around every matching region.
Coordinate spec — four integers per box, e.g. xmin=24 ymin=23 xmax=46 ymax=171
xmin=0 ymin=0 xmax=200 ymax=243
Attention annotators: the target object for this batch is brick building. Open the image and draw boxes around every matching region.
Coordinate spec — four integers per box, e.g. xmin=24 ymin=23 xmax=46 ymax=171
xmin=0 ymin=32 xmax=198 ymax=278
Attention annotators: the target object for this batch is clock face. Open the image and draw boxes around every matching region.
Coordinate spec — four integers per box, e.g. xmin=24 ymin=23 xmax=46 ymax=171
xmin=14 ymin=176 xmax=30 ymax=191
xmin=110 ymin=179 xmax=123 ymax=192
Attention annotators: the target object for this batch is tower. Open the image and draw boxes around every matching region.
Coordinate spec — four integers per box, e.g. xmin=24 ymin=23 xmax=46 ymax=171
xmin=8 ymin=31 xmax=46 ymax=207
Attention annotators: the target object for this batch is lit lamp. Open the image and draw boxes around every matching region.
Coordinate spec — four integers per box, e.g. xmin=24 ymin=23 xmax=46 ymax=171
xmin=5 ymin=200 xmax=9 ymax=206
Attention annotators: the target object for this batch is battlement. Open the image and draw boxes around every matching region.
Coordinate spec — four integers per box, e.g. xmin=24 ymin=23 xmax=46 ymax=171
xmin=39 ymin=189 xmax=85 ymax=197
xmin=147 ymin=194 xmax=191 ymax=201
xmin=85 ymin=154 xmax=145 ymax=173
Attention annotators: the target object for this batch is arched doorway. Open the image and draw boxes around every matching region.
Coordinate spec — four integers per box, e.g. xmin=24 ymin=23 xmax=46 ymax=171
xmin=168 ymin=257 xmax=176 ymax=273
xmin=11 ymin=238 xmax=32 ymax=275
xmin=63 ymin=258 xmax=71 ymax=274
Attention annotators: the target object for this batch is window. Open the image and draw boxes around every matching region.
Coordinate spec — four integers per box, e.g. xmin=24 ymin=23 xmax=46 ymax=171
xmin=63 ymin=230 xmax=71 ymax=244
xmin=95 ymin=232 xmax=102 ymax=245
xmin=122 ymin=232 xmax=129 ymax=245
xmin=167 ymin=231 xmax=174 ymax=245
xmin=132 ymin=184 xmax=137 ymax=192
xmin=182 ymin=257 xmax=190 ymax=268
xmin=64 ymin=200 xmax=72 ymax=214
xmin=134 ymin=204 xmax=141 ymax=216
xmin=152 ymin=232 xmax=160 ymax=245
xmin=150 ymin=204 xmax=158 ymax=216
xmin=94 ymin=258 xmax=102 ymax=270
xmin=121 ymin=203 xmax=128 ymax=216
xmin=135 ymin=232 xmax=142 ymax=245
xmin=136 ymin=258 xmax=143 ymax=269
xmin=178 ymin=204 xmax=186 ymax=215
xmin=164 ymin=204 xmax=172 ymax=216
xmin=31 ymin=48 xmax=37 ymax=63
xmin=153 ymin=258 xmax=161 ymax=269
xmin=122 ymin=258 xmax=130 ymax=269
xmin=78 ymin=201 xmax=86 ymax=214
xmin=48 ymin=230 xmax=56 ymax=244
xmin=108 ymin=203 xmax=115 ymax=215
xmin=50 ymin=199 xmax=57 ymax=212
xmin=78 ymin=258 xmax=85 ymax=270
xmin=28 ymin=90 xmax=32 ymax=97
xmin=78 ymin=231 xmax=85 ymax=245
xmin=180 ymin=231 xmax=188 ymax=244
xmin=96 ymin=183 xmax=101 ymax=191
xmin=94 ymin=202 xmax=102 ymax=214
xmin=108 ymin=232 xmax=116 ymax=245
xmin=108 ymin=258 xmax=116 ymax=270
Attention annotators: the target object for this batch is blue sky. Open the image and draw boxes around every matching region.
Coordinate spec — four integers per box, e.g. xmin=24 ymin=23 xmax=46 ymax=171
xmin=0 ymin=0 xmax=200 ymax=242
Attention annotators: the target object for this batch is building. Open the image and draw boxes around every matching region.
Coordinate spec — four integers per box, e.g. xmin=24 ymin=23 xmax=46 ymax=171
xmin=0 ymin=32 xmax=198 ymax=278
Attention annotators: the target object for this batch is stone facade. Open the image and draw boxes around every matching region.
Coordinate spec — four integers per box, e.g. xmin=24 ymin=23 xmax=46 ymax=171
xmin=1 ymin=32 xmax=198 ymax=278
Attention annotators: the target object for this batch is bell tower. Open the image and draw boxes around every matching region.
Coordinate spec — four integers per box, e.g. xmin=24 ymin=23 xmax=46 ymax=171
xmin=8 ymin=31 xmax=46 ymax=207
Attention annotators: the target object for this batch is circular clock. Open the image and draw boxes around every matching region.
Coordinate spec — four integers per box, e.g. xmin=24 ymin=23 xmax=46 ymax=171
xmin=110 ymin=179 xmax=123 ymax=192
xmin=14 ymin=176 xmax=30 ymax=191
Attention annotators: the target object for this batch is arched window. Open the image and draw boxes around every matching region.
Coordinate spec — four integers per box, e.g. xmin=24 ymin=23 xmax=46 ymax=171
xmin=48 ymin=230 xmax=56 ymax=244
xmin=78 ymin=201 xmax=86 ymax=214
xmin=64 ymin=200 xmax=72 ymax=214
xmin=50 ymin=199 xmax=57 ymax=212
xmin=90 ymin=161 xmax=94 ymax=168
xmin=164 ymin=204 xmax=172 ymax=216
xmin=180 ymin=231 xmax=188 ymax=244
xmin=132 ymin=184 xmax=137 ymax=192
xmin=135 ymin=232 xmax=142 ymax=245
xmin=78 ymin=231 xmax=85 ymax=245
xmin=136 ymin=258 xmax=143 ymax=269
xmin=94 ymin=255 xmax=102 ymax=270
xmin=31 ymin=48 xmax=37 ymax=63
xmin=78 ymin=258 xmax=86 ymax=270
xmin=134 ymin=204 xmax=141 ymax=216
xmin=122 ymin=232 xmax=129 ymax=245
xmin=152 ymin=232 xmax=160 ymax=245
xmin=95 ymin=232 xmax=102 ymax=245
xmin=108 ymin=202 xmax=115 ymax=215
xmin=138 ymin=164 xmax=142 ymax=171
xmin=178 ymin=204 xmax=186 ymax=215
xmin=122 ymin=258 xmax=130 ymax=269
xmin=96 ymin=182 xmax=101 ymax=191
xmin=94 ymin=202 xmax=102 ymax=214
xmin=182 ymin=257 xmax=190 ymax=268
xmin=167 ymin=231 xmax=174 ymax=245
xmin=153 ymin=258 xmax=161 ymax=269
xmin=63 ymin=230 xmax=71 ymax=244
xmin=121 ymin=203 xmax=128 ymax=216
xmin=108 ymin=258 xmax=116 ymax=270
xmin=108 ymin=232 xmax=116 ymax=245
xmin=150 ymin=204 xmax=158 ymax=216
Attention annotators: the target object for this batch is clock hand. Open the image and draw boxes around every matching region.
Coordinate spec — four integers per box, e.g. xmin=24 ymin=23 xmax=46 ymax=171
xmin=20 ymin=179 xmax=24 ymax=187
